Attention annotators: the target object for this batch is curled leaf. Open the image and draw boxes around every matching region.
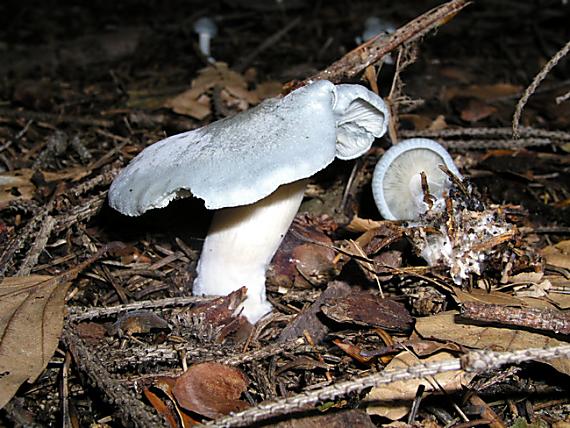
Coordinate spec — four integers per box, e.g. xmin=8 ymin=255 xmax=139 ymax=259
xmin=172 ymin=362 xmax=249 ymax=419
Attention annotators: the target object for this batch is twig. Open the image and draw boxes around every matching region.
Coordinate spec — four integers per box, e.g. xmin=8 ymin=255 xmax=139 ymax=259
xmin=512 ymin=39 xmax=570 ymax=138
xmin=556 ymin=89 xmax=570 ymax=104
xmin=401 ymin=126 xmax=570 ymax=141
xmin=460 ymin=302 xmax=570 ymax=335
xmin=62 ymin=327 xmax=167 ymax=428
xmin=66 ymin=295 xmax=216 ymax=322
xmin=0 ymin=199 xmax=55 ymax=277
xmin=293 ymin=0 xmax=471 ymax=87
xmin=209 ymin=345 xmax=570 ymax=427
xmin=17 ymin=216 xmax=56 ymax=276
xmin=468 ymin=394 xmax=506 ymax=428
xmin=107 ymin=339 xmax=316 ymax=372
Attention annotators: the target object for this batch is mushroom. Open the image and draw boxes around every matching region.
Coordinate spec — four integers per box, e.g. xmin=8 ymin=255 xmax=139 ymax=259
xmin=193 ymin=17 xmax=218 ymax=61
xmin=371 ymin=138 xmax=461 ymax=221
xmin=108 ymin=80 xmax=389 ymax=323
xmin=355 ymin=17 xmax=396 ymax=64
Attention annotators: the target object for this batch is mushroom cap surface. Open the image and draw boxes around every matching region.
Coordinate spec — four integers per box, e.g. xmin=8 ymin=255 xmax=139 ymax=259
xmin=372 ymin=138 xmax=461 ymax=221
xmin=193 ymin=17 xmax=218 ymax=37
xmin=109 ymin=80 xmax=389 ymax=216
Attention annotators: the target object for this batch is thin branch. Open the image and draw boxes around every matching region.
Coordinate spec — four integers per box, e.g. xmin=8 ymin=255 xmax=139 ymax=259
xmin=289 ymin=0 xmax=471 ymax=88
xmin=512 ymin=38 xmax=570 ymax=137
xmin=209 ymin=345 xmax=570 ymax=427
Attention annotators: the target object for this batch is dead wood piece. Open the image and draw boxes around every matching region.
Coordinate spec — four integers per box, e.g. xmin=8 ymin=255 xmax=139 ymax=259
xmin=53 ymin=193 xmax=107 ymax=234
xmin=468 ymin=394 xmax=506 ymax=428
xmin=17 ymin=216 xmax=56 ymax=276
xmin=62 ymin=327 xmax=167 ymax=428
xmin=0 ymin=199 xmax=55 ymax=277
xmin=66 ymin=295 xmax=216 ymax=322
xmin=460 ymin=302 xmax=570 ymax=335
xmin=400 ymin=127 xmax=570 ymax=150
xmin=278 ymin=281 xmax=352 ymax=344
xmin=293 ymin=0 xmax=471 ymax=88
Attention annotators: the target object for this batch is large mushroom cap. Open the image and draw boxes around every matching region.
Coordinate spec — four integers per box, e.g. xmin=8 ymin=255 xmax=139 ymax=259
xmin=109 ymin=80 xmax=389 ymax=216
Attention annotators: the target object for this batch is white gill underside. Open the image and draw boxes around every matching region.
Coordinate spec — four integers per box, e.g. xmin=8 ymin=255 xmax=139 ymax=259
xmin=383 ymin=149 xmax=450 ymax=220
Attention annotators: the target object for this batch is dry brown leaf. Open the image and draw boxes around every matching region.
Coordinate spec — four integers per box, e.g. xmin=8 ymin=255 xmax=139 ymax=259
xmin=460 ymin=99 xmax=497 ymax=122
xmin=322 ymin=292 xmax=413 ymax=332
xmin=144 ymin=376 xmax=200 ymax=428
xmin=451 ymin=287 xmax=526 ymax=306
xmin=172 ymin=362 xmax=249 ymax=419
xmin=0 ymin=247 xmax=109 ymax=409
xmin=0 ymin=169 xmax=35 ymax=207
xmin=0 ymin=275 xmax=70 ymax=409
xmin=365 ymin=351 xmax=474 ymax=420
xmin=415 ymin=311 xmax=570 ymax=375
xmin=540 ymin=240 xmax=570 ymax=270
xmin=164 ymin=62 xmax=269 ymax=120
xmin=269 ymin=409 xmax=376 ymax=428
xmin=442 ymin=83 xmax=522 ymax=102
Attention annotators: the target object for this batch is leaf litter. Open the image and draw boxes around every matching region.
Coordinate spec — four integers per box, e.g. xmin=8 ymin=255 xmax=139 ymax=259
xmin=0 ymin=0 xmax=570 ymax=427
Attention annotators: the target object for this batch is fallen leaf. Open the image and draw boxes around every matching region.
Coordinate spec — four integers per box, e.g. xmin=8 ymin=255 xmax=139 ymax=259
xmin=164 ymin=62 xmax=272 ymax=120
xmin=365 ymin=351 xmax=474 ymax=420
xmin=0 ymin=275 xmax=70 ymax=409
xmin=540 ymin=240 xmax=570 ymax=270
xmin=322 ymin=291 xmax=413 ymax=332
xmin=144 ymin=376 xmax=200 ymax=428
xmin=442 ymin=83 xmax=522 ymax=102
xmin=0 ymin=170 xmax=35 ymax=208
xmin=268 ymin=409 xmax=376 ymax=427
xmin=415 ymin=311 xmax=570 ymax=376
xmin=460 ymin=99 xmax=497 ymax=122
xmin=268 ymin=215 xmax=337 ymax=289
xmin=451 ymin=287 xmax=526 ymax=306
xmin=0 ymin=247 xmax=111 ymax=409
xmin=172 ymin=362 xmax=249 ymax=419
xmin=278 ymin=281 xmax=352 ymax=344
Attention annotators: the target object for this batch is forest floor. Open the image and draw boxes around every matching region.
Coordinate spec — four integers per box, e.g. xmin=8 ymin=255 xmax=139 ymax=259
xmin=0 ymin=0 xmax=570 ymax=427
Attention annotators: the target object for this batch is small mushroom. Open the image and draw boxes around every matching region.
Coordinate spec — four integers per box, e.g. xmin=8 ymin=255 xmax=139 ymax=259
xmin=109 ymin=80 xmax=389 ymax=323
xmin=193 ymin=17 xmax=218 ymax=61
xmin=355 ymin=17 xmax=396 ymax=64
xmin=372 ymin=138 xmax=461 ymax=221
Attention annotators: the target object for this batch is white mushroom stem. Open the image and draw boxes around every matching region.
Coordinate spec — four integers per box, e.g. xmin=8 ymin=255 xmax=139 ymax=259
xmin=193 ymin=179 xmax=308 ymax=323
xmin=198 ymin=32 xmax=212 ymax=58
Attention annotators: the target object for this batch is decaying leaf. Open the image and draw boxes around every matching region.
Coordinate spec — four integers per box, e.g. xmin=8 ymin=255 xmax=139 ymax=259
xmin=175 ymin=287 xmax=251 ymax=343
xmin=278 ymin=281 xmax=352 ymax=344
xmin=322 ymin=291 xmax=413 ymax=332
xmin=0 ymin=275 xmax=71 ymax=409
xmin=451 ymin=286 xmax=526 ymax=306
xmin=144 ymin=376 xmax=200 ymax=428
xmin=540 ymin=240 xmax=570 ymax=270
xmin=0 ymin=247 xmax=109 ymax=409
xmin=415 ymin=311 xmax=570 ymax=375
xmin=365 ymin=351 xmax=474 ymax=420
xmin=164 ymin=62 xmax=280 ymax=120
xmin=0 ymin=169 xmax=35 ymax=208
xmin=268 ymin=409 xmax=376 ymax=428
xmin=172 ymin=362 xmax=249 ymax=419
xmin=268 ymin=215 xmax=337 ymax=289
